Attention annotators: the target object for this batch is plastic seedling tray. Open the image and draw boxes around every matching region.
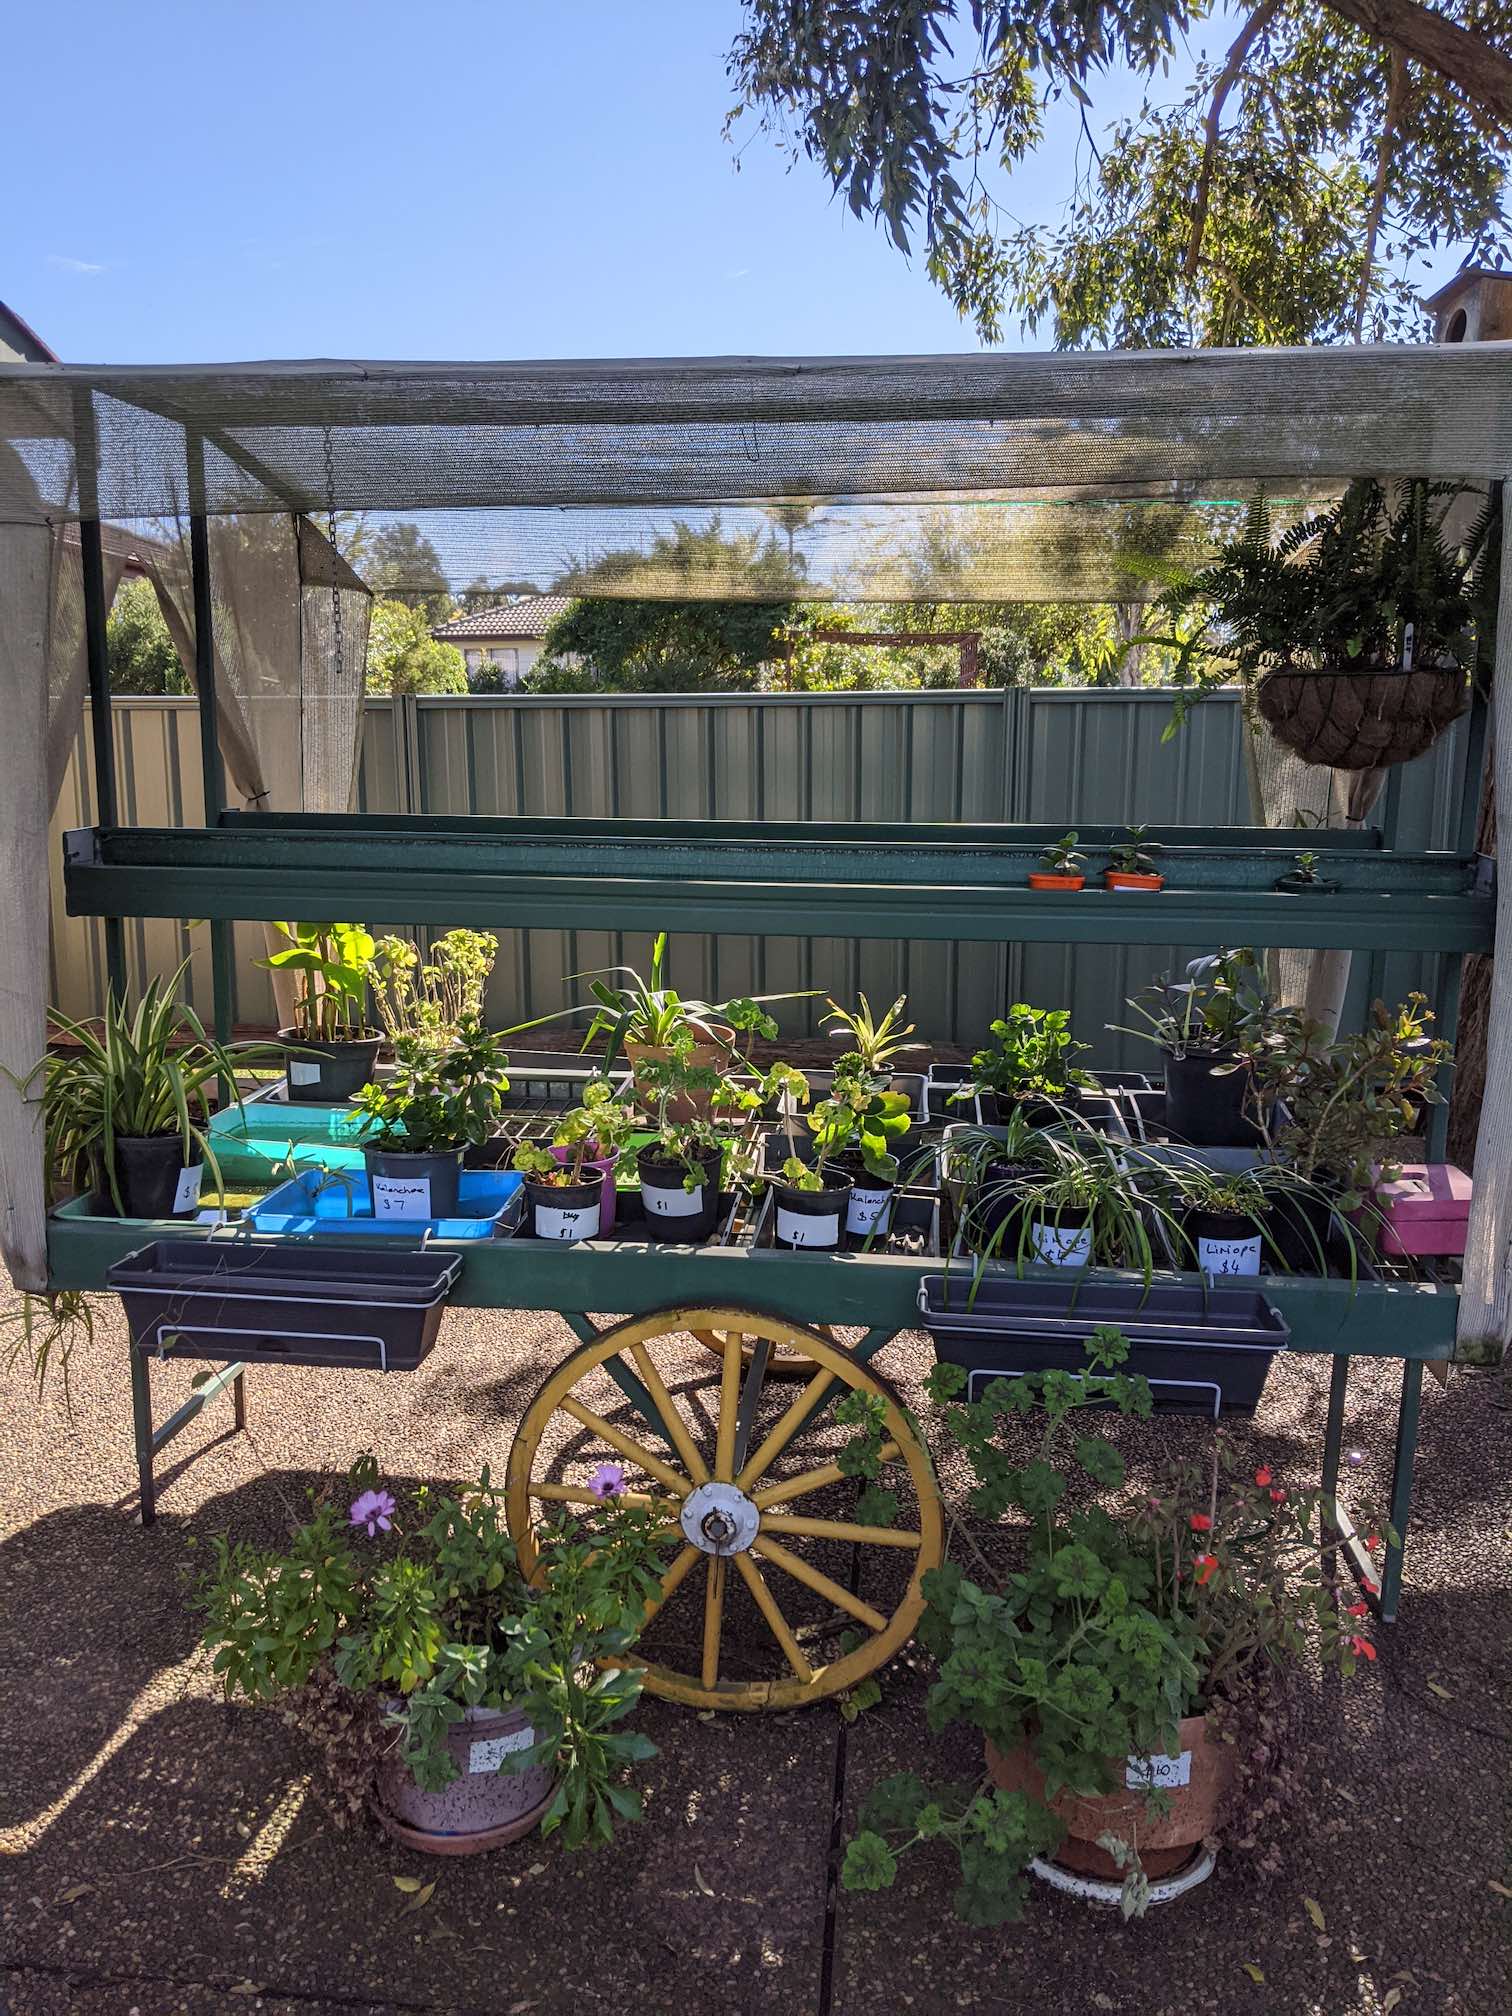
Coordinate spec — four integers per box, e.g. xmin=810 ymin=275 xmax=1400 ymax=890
xmin=108 ymin=1238 xmax=464 ymax=1372
xmin=745 ymin=1185 xmax=940 ymax=1257
xmin=247 ymin=1167 xmax=522 ymax=1240
xmin=917 ymin=1273 xmax=1288 ymax=1418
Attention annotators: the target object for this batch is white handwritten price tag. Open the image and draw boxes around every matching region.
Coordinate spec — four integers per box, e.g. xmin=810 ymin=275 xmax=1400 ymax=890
xmin=371 ymin=1175 xmax=431 ymax=1220
xmin=288 ymin=1058 xmax=323 ymax=1087
xmin=846 ymin=1187 xmax=892 ymax=1234
xmin=1031 ymin=1222 xmax=1092 ymax=1268
xmin=1198 ymin=1234 xmax=1262 ymax=1277
xmin=172 ymin=1163 xmax=203 ymax=1213
xmin=645 ymin=1182 xmax=703 ymax=1218
xmin=1126 ymin=1750 xmax=1192 ymax=1791
xmin=469 ymin=1727 xmax=535 ymax=1774
xmin=777 ymin=1206 xmax=840 ymax=1248
xmin=535 ymin=1200 xmax=600 ymax=1242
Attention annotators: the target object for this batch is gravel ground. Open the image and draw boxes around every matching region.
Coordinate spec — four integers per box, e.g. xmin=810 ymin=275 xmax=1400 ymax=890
xmin=2 ymin=1289 xmax=1509 ymax=2016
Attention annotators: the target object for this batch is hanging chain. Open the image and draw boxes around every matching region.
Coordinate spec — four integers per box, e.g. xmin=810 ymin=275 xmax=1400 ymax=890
xmin=321 ymin=422 xmax=344 ymax=684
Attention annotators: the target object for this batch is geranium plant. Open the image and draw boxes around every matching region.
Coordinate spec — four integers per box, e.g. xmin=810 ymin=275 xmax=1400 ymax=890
xmin=949 ymin=1003 xmax=1094 ymax=1115
xmin=843 ymin=1330 xmax=1389 ymax=1922
xmin=514 ymin=1081 xmax=639 ymax=1186
xmin=196 ymin=1460 xmax=674 ymax=1849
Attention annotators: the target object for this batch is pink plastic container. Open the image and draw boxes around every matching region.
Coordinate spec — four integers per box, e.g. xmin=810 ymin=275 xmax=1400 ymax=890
xmin=1370 ymin=1163 xmax=1472 ymax=1257
xmin=550 ymin=1144 xmax=620 ymax=1232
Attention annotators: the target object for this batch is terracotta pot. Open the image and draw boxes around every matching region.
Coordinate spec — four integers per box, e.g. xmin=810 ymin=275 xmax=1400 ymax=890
xmin=626 ymin=1021 xmax=734 ymax=1120
xmin=1103 ymin=871 xmax=1165 ymax=891
xmin=1256 ymin=662 xmax=1468 ymax=771
xmin=375 ymin=1702 xmax=557 ymax=1857
xmin=986 ymin=1714 xmax=1231 ymax=1880
xmin=1027 ymin=872 xmax=1085 ymax=892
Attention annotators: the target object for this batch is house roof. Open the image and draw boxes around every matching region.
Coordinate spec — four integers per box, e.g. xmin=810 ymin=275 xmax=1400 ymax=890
xmin=0 ymin=300 xmax=58 ymax=364
xmin=432 ymin=594 xmax=571 ymax=641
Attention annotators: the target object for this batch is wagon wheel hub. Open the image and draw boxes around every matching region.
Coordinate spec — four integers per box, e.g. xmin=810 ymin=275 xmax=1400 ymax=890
xmin=681 ymin=1480 xmax=760 ymax=1556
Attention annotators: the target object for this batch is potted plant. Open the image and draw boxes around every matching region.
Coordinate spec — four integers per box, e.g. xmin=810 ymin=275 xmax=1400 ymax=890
xmin=1272 ymin=848 xmax=1342 ymax=896
xmin=577 ymin=930 xmax=799 ymax=1119
xmin=763 ymin=1063 xmax=851 ymax=1248
xmin=196 ymin=1460 xmax=672 ymax=1856
xmin=369 ymin=928 xmax=498 ymax=1051
xmin=1027 ymin=832 xmax=1085 ymax=892
xmin=1103 ymin=824 xmax=1164 ymax=892
xmin=259 ymin=920 xmax=382 ymax=1102
xmin=807 ymin=1053 xmax=914 ymax=1238
xmin=945 ymin=1111 xmax=1081 ymax=1259
xmin=351 ymin=1017 xmax=511 ymax=1220
xmin=633 ymin=1036 xmax=763 ymax=1239
xmin=821 ymin=993 xmax=928 ymax=1102
xmin=1164 ymin=1161 xmax=1360 ymax=1279
xmin=949 ymin=1003 xmax=1094 ymax=1126
xmin=18 ymin=963 xmax=267 ymax=1219
xmin=514 ymin=1086 xmax=639 ymax=1242
xmin=1112 ymin=947 xmax=1269 ymax=1147
xmin=1141 ymin=480 xmax=1497 ymax=769
xmin=842 ymin=1331 xmax=1388 ymax=1921
xmin=1245 ymin=992 xmax=1452 ymax=1265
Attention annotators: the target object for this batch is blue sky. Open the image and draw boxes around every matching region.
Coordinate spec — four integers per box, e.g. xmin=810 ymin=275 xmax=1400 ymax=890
xmin=7 ymin=0 xmax=1196 ymax=365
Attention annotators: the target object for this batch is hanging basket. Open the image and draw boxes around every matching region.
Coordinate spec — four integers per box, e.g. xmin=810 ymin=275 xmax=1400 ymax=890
xmin=1254 ymin=662 xmax=1469 ymax=772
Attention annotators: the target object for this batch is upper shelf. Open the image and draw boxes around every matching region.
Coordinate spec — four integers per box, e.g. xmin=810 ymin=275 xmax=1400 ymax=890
xmin=63 ymin=816 xmax=1494 ymax=954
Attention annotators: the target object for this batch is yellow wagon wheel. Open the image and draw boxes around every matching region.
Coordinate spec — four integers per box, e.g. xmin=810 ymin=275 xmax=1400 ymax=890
xmin=505 ymin=1306 xmax=943 ymax=1712
xmin=689 ymin=1320 xmax=844 ymax=1378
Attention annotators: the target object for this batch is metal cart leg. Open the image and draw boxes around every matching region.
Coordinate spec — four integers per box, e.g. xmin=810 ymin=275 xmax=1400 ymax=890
xmin=1380 ymin=1359 xmax=1424 ymax=1624
xmin=130 ymin=1348 xmax=156 ymax=1527
xmin=233 ymin=1368 xmax=247 ymax=1430
xmin=1322 ymin=1355 xmax=1349 ymax=1502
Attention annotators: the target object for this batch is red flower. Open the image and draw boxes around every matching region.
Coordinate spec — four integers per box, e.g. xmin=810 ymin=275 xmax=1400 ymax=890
xmin=1350 ymin=1635 xmax=1378 ymax=1662
xmin=1254 ymin=1466 xmax=1273 ymax=1487
xmin=1366 ymin=1534 xmax=1382 ymax=1551
xmin=1189 ymin=1513 xmax=1213 ymax=1533
xmin=1269 ymin=1487 xmax=1287 ymax=1504
xmin=1347 ymin=1601 xmax=1369 ymax=1618
xmin=1362 ymin=1577 xmax=1380 ymax=1596
xmin=1194 ymin=1552 xmax=1220 ymax=1586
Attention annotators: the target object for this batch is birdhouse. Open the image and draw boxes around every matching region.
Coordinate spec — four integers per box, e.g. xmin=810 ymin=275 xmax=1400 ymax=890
xmin=1425 ymin=268 xmax=1512 ymax=344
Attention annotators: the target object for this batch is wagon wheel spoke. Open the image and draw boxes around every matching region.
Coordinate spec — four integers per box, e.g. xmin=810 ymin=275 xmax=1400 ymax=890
xmin=505 ymin=1307 xmax=943 ymax=1712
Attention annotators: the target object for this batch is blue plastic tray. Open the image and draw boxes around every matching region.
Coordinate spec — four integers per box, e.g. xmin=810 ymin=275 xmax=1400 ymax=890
xmin=247 ymin=1167 xmax=523 ymax=1240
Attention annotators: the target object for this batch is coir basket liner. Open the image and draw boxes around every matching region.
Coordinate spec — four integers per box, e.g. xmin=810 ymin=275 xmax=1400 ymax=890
xmin=1255 ymin=663 xmax=1467 ymax=771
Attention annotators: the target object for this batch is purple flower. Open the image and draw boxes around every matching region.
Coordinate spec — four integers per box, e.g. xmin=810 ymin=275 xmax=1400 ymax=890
xmin=349 ymin=1487 xmax=396 ymax=1537
xmin=587 ymin=1462 xmax=626 ymax=1500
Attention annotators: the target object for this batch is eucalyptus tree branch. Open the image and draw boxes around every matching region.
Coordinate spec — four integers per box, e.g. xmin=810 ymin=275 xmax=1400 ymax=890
xmin=1353 ymin=53 xmax=1411 ymax=339
xmin=1322 ymin=0 xmax=1512 ymax=134
xmin=1185 ymin=0 xmax=1287 ymax=282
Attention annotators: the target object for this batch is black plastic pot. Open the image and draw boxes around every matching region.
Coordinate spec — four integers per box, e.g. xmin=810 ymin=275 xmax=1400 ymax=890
xmin=772 ymin=1171 xmax=852 ymax=1250
xmin=963 ymin=1158 xmax=1033 ymax=1258
xmin=281 ymin=1032 xmax=382 ymax=1104
xmin=1267 ymin=1186 xmax=1350 ymax=1273
xmin=362 ymin=1145 xmax=465 ymax=1220
xmin=108 ymin=1239 xmax=463 ymax=1372
xmin=1161 ymin=1048 xmax=1256 ymax=1146
xmin=636 ymin=1144 xmax=724 ymax=1240
xmin=1185 ymin=1207 xmax=1264 ymax=1278
xmin=821 ymin=1155 xmax=897 ymax=1239
xmin=94 ymin=1133 xmax=203 ymax=1219
xmin=522 ymin=1174 xmax=602 ymax=1243
xmin=1025 ymin=1202 xmax=1093 ymax=1268
xmin=984 ymin=1092 xmax=1070 ymax=1129
xmin=917 ymin=1274 xmax=1289 ymax=1417
xmin=1273 ymin=871 xmax=1342 ymax=895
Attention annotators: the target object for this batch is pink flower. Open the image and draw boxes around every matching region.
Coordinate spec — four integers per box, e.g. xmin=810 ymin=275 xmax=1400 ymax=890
xmin=349 ymin=1488 xmax=396 ymax=1538
xmin=587 ymin=1462 xmax=626 ymax=1499
xmin=1189 ymin=1513 xmax=1213 ymax=1533
xmin=1254 ymin=1466 xmax=1273 ymax=1487
xmin=1269 ymin=1487 xmax=1287 ymax=1504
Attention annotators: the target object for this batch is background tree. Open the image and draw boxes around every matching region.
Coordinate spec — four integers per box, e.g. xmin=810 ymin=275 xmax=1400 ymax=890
xmin=365 ymin=598 xmax=468 ymax=696
xmin=106 ymin=576 xmax=189 ymax=695
xmin=530 ymin=597 xmax=802 ymax=693
xmin=361 ymin=521 xmax=455 ymax=624
xmin=728 ymin=1 xmax=1511 ymax=345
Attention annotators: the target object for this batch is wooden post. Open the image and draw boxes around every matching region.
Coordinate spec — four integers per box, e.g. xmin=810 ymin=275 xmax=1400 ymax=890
xmin=1457 ymin=503 xmax=1512 ymax=1363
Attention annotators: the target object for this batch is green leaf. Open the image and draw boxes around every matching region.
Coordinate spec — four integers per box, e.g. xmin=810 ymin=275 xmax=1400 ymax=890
xmin=841 ymin=1831 xmax=898 ymax=1893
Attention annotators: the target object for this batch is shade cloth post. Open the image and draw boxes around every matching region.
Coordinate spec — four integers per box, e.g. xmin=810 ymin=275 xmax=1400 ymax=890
xmin=186 ymin=430 xmax=236 ymax=1048
xmin=1458 ymin=488 xmax=1512 ymax=1360
xmin=72 ymin=385 xmax=126 ymax=999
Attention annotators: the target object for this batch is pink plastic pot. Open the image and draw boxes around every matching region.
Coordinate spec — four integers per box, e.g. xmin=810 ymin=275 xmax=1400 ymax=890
xmin=1370 ymin=1162 xmax=1471 ymax=1256
xmin=550 ymin=1143 xmax=621 ymax=1231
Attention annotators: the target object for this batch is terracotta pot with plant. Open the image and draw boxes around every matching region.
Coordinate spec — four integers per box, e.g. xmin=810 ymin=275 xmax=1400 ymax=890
xmin=1027 ymin=831 xmax=1086 ymax=892
xmin=1102 ymin=824 xmax=1164 ymax=891
xmin=840 ymin=1328 xmax=1390 ymax=1921
xmin=195 ymin=1460 xmax=673 ymax=1857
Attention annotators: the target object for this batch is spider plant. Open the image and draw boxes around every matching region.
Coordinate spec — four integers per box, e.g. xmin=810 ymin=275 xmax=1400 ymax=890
xmin=960 ymin=1132 xmax=1186 ymax=1289
xmin=821 ymin=994 xmax=926 ymax=1078
xmin=1156 ymin=1155 xmax=1366 ymax=1284
xmin=13 ymin=965 xmax=271 ymax=1213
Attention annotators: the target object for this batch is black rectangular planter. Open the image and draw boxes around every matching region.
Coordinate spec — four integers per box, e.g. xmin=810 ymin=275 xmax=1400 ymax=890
xmin=917 ymin=1273 xmax=1289 ymax=1417
xmin=108 ymin=1239 xmax=462 ymax=1373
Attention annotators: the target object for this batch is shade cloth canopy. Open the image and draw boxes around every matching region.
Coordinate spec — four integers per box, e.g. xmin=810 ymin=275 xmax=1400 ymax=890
xmin=1 ymin=344 xmax=1509 ymax=603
